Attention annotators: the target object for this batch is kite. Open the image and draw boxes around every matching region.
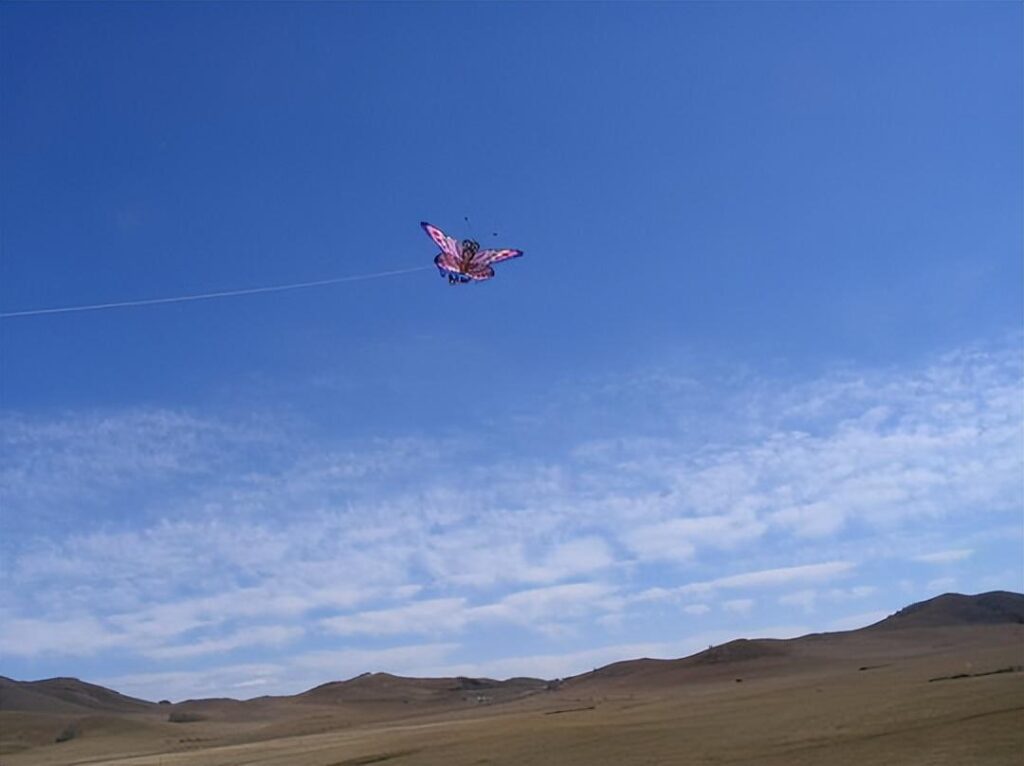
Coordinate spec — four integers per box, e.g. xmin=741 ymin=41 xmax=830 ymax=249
xmin=0 ymin=222 xmax=521 ymax=318
xmin=421 ymin=222 xmax=523 ymax=284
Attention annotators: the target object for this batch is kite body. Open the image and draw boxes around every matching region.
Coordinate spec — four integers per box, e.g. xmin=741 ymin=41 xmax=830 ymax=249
xmin=421 ymin=222 xmax=523 ymax=284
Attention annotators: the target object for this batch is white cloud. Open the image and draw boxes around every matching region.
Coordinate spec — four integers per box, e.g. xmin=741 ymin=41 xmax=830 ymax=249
xmin=624 ymin=513 xmax=766 ymax=562
xmin=913 ymin=549 xmax=974 ymax=564
xmin=0 ymin=409 xmax=267 ymax=522
xmin=692 ymin=561 xmax=855 ymax=593
xmin=825 ymin=586 xmax=876 ymax=600
xmin=319 ymin=581 xmax=618 ymax=639
xmin=0 ymin=616 xmax=124 ymax=657
xmin=722 ymin=598 xmax=754 ymax=615
xmin=473 ymin=582 xmax=619 ymax=624
xmin=771 ymin=502 xmax=845 ymax=538
xmin=321 ymin=598 xmax=469 ymax=637
xmin=926 ymin=577 xmax=957 ymax=592
xmin=0 ymin=570 xmax=415 ymax=658
xmin=144 ymin=625 xmax=303 ymax=660
xmin=683 ymin=604 xmax=710 ymax=616
xmin=779 ymin=589 xmax=817 ymax=612
xmin=420 ymin=535 xmax=615 ymax=588
xmin=319 ymin=582 xmax=620 ymax=640
xmin=632 ymin=562 xmax=855 ymax=608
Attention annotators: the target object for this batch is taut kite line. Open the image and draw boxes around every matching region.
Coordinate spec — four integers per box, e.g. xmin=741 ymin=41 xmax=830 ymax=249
xmin=0 ymin=265 xmax=431 ymax=319
xmin=2 ymin=221 xmax=525 ymax=318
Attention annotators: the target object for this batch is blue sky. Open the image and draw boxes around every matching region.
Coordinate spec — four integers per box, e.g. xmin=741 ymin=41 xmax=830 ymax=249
xmin=1 ymin=2 xmax=1021 ymax=700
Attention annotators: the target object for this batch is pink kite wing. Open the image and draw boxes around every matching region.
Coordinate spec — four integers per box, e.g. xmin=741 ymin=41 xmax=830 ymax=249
xmin=421 ymin=222 xmax=460 ymax=260
xmin=434 ymin=252 xmax=462 ymax=272
xmin=466 ymin=264 xmax=496 ymax=281
xmin=473 ymin=248 xmax=524 ymax=267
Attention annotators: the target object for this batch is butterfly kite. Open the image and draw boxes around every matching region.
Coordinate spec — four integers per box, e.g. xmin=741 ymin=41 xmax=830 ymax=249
xmin=421 ymin=222 xmax=523 ymax=284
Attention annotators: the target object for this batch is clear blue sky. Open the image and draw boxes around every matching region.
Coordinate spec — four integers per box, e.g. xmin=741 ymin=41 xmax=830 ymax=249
xmin=1 ymin=2 xmax=1021 ymax=700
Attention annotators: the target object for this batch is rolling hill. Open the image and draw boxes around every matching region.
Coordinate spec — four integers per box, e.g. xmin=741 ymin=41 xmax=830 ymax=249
xmin=2 ymin=591 xmax=1021 ymax=765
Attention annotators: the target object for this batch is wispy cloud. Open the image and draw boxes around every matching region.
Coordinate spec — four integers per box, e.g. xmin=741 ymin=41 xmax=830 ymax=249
xmin=637 ymin=562 xmax=857 ymax=604
xmin=701 ymin=562 xmax=856 ymax=591
xmin=927 ymin=577 xmax=958 ymax=592
xmin=0 ymin=409 xmax=269 ymax=526
xmin=322 ymin=598 xmax=470 ymax=637
xmin=144 ymin=626 xmax=304 ymax=660
xmin=778 ymin=590 xmax=817 ymax=612
xmin=321 ymin=583 xmax=620 ymax=639
xmin=624 ymin=513 xmax=766 ymax=562
xmin=0 ymin=616 xmax=126 ymax=657
xmin=913 ymin=549 xmax=974 ymax=564
xmin=723 ymin=598 xmax=755 ymax=615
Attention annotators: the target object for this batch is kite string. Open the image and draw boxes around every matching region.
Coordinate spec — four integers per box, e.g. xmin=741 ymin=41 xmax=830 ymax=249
xmin=0 ymin=265 xmax=433 ymax=319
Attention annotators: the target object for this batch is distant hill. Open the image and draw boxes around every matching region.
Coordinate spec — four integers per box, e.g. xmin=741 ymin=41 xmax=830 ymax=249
xmin=0 ymin=675 xmax=155 ymax=714
xmin=561 ymin=638 xmax=795 ymax=691
xmin=1 ymin=591 xmax=1020 ymax=713
xmin=561 ymin=591 xmax=1024 ymax=690
xmin=864 ymin=591 xmax=1024 ymax=630
xmin=298 ymin=672 xmax=547 ymax=705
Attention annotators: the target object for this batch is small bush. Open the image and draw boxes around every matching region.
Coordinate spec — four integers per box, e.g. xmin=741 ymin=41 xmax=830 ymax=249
xmin=55 ymin=724 xmax=79 ymax=743
xmin=168 ymin=712 xmax=207 ymax=723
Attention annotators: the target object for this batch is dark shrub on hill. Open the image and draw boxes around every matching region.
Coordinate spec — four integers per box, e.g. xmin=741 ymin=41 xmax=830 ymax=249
xmin=168 ymin=712 xmax=207 ymax=723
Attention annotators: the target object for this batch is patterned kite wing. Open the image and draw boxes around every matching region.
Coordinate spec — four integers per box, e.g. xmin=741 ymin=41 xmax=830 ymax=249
xmin=421 ymin=222 xmax=462 ymax=272
xmin=472 ymin=248 xmax=524 ymax=268
xmin=466 ymin=264 xmax=496 ymax=281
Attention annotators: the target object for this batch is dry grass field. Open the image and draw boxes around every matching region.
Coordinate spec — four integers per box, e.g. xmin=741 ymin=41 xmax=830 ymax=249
xmin=2 ymin=593 xmax=1022 ymax=766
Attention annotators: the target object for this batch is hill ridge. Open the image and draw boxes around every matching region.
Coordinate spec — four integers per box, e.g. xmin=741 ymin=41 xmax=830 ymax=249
xmin=3 ymin=590 xmax=1020 ymax=711
xmin=865 ymin=590 xmax=1024 ymax=631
